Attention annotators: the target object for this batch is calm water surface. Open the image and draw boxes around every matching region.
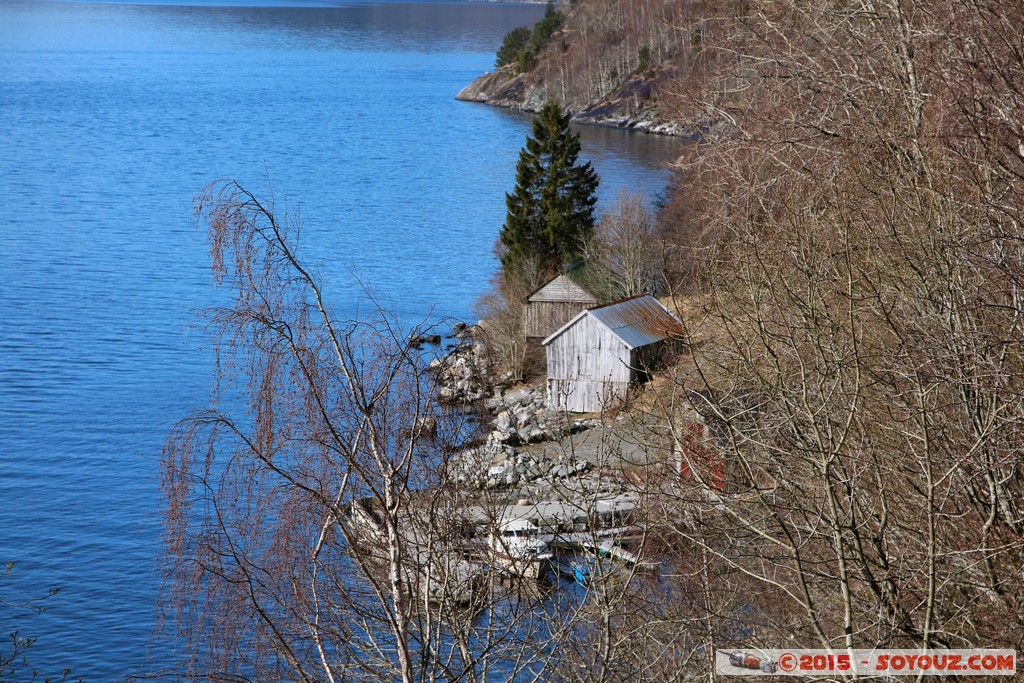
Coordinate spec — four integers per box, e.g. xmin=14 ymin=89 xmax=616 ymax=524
xmin=0 ymin=0 xmax=680 ymax=678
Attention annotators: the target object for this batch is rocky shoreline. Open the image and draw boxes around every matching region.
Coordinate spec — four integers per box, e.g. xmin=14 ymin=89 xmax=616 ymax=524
xmin=449 ymin=384 xmax=600 ymax=490
xmin=456 ymin=64 xmax=690 ymax=137
xmin=427 ymin=326 xmax=604 ymax=487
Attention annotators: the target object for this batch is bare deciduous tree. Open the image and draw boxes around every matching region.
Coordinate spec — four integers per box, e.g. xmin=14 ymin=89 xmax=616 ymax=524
xmin=585 ymin=191 xmax=661 ymax=299
xmin=158 ymin=181 xmax=561 ymax=683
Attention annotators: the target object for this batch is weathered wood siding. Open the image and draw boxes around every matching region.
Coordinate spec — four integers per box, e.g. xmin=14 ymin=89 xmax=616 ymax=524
xmin=524 ymin=301 xmax=591 ymax=339
xmin=524 ymin=275 xmax=598 ymax=339
xmin=545 ymin=316 xmax=632 ymax=413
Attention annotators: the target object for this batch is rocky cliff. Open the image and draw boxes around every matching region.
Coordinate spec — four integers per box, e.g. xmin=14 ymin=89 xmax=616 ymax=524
xmin=456 ymin=64 xmax=687 ymax=136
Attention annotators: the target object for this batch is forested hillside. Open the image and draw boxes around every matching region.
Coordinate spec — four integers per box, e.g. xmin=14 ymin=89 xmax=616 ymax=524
xmin=458 ymin=0 xmax=701 ymax=134
xmin=650 ymin=0 xmax=1024 ymax=662
xmin=467 ymin=0 xmax=1022 ymax=297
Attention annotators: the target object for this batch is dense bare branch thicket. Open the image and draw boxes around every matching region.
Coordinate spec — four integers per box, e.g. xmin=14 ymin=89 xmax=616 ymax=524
xmin=647 ymin=0 xmax=1024 ymax=673
xmin=474 ymin=271 xmax=536 ymax=383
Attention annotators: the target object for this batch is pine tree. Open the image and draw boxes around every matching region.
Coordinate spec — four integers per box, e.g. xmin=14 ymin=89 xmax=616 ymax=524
xmin=495 ymin=26 xmax=530 ymax=69
xmin=499 ymin=102 xmax=599 ymax=279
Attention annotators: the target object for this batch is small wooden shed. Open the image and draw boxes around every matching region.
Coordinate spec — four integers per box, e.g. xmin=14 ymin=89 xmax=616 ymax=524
xmin=542 ymin=294 xmax=683 ymax=413
xmin=523 ymin=275 xmax=599 ymax=339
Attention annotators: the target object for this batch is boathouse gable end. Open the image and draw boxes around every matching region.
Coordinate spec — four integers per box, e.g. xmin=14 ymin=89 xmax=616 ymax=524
xmin=545 ymin=313 xmax=631 ymax=413
xmin=523 ymin=274 xmax=599 ymax=339
xmin=542 ymin=295 xmax=683 ymax=413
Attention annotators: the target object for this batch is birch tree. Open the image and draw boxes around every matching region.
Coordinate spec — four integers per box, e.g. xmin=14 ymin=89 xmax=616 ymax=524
xmin=159 ymin=181 xmax=555 ymax=683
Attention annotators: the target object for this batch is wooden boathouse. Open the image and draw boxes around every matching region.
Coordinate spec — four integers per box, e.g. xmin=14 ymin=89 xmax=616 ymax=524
xmin=523 ymin=274 xmax=599 ymax=339
xmin=542 ymin=294 xmax=683 ymax=413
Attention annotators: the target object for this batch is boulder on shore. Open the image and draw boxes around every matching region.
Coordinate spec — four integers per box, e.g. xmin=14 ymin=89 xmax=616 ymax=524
xmin=430 ymin=334 xmax=489 ymax=405
xmin=446 ymin=381 xmax=601 ymax=490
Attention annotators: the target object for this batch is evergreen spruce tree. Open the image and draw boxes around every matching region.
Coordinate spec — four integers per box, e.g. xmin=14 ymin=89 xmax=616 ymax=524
xmin=499 ymin=102 xmax=599 ymax=278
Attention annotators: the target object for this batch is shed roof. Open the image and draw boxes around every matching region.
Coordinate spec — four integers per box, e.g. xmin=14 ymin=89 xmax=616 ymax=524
xmin=526 ymin=274 xmax=599 ymax=304
xmin=542 ymin=294 xmax=684 ymax=350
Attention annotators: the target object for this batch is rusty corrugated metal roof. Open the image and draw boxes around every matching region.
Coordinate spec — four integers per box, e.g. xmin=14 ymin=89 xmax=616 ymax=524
xmin=542 ymin=294 xmax=683 ymax=349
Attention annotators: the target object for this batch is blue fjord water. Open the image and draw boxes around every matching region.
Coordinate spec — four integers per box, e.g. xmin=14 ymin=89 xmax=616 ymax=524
xmin=0 ymin=0 xmax=680 ymax=678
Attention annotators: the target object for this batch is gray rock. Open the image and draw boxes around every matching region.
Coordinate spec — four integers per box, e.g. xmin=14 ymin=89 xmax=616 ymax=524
xmin=502 ymin=386 xmax=535 ymax=405
xmin=514 ymin=406 xmax=533 ymax=428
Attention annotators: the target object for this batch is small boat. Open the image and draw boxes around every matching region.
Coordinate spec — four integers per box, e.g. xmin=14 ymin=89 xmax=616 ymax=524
xmin=552 ymin=554 xmax=596 ymax=585
xmin=569 ymin=560 xmax=592 ymax=585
